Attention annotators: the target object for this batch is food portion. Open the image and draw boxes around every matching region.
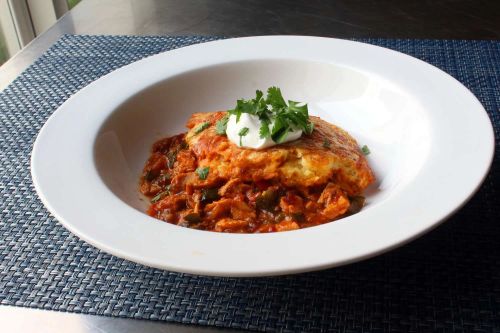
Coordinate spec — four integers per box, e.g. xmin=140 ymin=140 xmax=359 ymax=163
xmin=140 ymin=88 xmax=375 ymax=233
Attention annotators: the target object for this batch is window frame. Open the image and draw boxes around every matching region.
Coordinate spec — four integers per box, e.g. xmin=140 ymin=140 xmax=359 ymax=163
xmin=0 ymin=0 xmax=70 ymax=62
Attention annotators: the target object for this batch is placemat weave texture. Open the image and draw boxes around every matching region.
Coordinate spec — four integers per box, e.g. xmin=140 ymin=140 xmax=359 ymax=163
xmin=0 ymin=35 xmax=499 ymax=332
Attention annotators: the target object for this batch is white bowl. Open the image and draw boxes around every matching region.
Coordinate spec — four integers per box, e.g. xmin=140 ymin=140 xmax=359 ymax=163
xmin=31 ymin=36 xmax=494 ymax=277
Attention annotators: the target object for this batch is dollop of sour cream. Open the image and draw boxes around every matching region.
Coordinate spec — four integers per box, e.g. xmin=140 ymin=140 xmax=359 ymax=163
xmin=226 ymin=113 xmax=302 ymax=149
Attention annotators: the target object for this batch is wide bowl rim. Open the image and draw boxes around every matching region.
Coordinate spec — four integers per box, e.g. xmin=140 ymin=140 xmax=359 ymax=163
xmin=31 ymin=36 xmax=495 ymax=276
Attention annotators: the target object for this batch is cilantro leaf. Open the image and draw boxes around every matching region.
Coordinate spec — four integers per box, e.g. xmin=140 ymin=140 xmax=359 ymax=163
xmin=271 ymin=115 xmax=290 ymax=143
xmin=196 ymin=166 xmax=209 ymax=180
xmin=361 ymin=145 xmax=371 ymax=155
xmin=151 ymin=186 xmax=170 ymax=203
xmin=288 ymin=100 xmax=308 ymax=116
xmin=305 ymin=121 xmax=314 ymax=135
xmin=255 ymin=90 xmax=268 ymax=118
xmin=322 ymin=139 xmax=331 ymax=148
xmin=216 ymin=114 xmax=229 ymax=135
xmin=283 ymin=111 xmax=305 ymax=129
xmin=167 ymin=151 xmax=177 ymax=168
xmin=238 ymin=127 xmax=249 ymax=146
xmin=259 ymin=118 xmax=271 ymax=139
xmin=240 ymin=99 xmax=257 ymax=116
xmin=266 ymin=87 xmax=287 ymax=109
xmin=255 ymin=90 xmax=264 ymax=104
xmin=227 ymin=105 xmax=242 ymax=122
xmin=238 ymin=127 xmax=250 ymax=136
xmin=272 ymin=128 xmax=290 ymax=143
xmin=193 ymin=121 xmax=210 ymax=134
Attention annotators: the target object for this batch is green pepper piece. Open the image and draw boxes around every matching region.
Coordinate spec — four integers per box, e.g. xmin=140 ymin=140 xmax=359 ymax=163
xmin=183 ymin=212 xmax=201 ymax=224
xmin=256 ymin=189 xmax=279 ymax=211
xmin=348 ymin=196 xmax=365 ymax=214
xmin=201 ymin=188 xmax=220 ymax=203
xmin=144 ymin=170 xmax=155 ymax=181
xmin=290 ymin=212 xmax=305 ymax=222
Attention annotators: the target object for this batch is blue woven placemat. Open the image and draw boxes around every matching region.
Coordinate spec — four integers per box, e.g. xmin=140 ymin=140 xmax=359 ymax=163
xmin=0 ymin=35 xmax=499 ymax=332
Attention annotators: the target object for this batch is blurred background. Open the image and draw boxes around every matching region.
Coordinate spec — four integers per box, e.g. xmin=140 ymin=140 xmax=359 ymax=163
xmin=0 ymin=0 xmax=80 ymax=65
xmin=1 ymin=0 xmax=498 ymax=69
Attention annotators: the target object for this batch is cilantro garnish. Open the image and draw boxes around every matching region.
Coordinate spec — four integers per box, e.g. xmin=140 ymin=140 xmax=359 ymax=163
xmin=196 ymin=166 xmax=209 ymax=180
xmin=322 ymin=139 xmax=331 ymax=148
xmin=166 ymin=151 xmax=177 ymax=168
xmin=361 ymin=145 xmax=371 ymax=155
xmin=151 ymin=186 xmax=170 ymax=203
xmin=259 ymin=118 xmax=270 ymax=139
xmin=238 ymin=127 xmax=249 ymax=146
xmin=193 ymin=121 xmax=210 ymax=134
xmin=216 ymin=115 xmax=229 ymax=135
xmin=227 ymin=87 xmax=314 ymax=144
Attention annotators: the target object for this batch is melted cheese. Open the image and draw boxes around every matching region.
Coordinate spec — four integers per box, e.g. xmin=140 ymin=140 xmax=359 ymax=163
xmin=185 ymin=111 xmax=375 ymax=196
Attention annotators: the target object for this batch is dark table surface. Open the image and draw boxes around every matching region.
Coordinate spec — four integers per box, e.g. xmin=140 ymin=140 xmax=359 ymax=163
xmin=1 ymin=0 xmax=499 ymax=91
xmin=0 ymin=0 xmax=498 ymax=332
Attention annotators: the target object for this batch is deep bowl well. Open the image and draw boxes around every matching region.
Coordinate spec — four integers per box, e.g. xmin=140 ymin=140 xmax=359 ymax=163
xmin=94 ymin=59 xmax=430 ymax=213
